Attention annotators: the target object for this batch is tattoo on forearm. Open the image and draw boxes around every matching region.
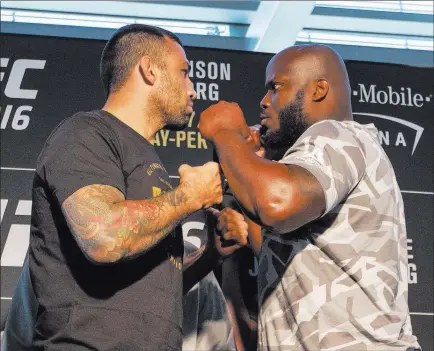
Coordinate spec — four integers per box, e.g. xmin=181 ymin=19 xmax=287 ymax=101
xmin=62 ymin=184 xmax=191 ymax=263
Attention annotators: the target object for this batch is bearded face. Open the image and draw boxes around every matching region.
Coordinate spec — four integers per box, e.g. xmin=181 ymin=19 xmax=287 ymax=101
xmin=261 ymin=89 xmax=309 ymax=161
xmin=153 ymin=71 xmax=193 ymax=131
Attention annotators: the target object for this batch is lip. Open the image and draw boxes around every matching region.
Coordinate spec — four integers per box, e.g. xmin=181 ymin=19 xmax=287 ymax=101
xmin=260 ymin=114 xmax=268 ymax=120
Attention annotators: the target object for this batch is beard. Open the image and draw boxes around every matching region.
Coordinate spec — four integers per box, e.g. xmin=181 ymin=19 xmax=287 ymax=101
xmin=157 ymin=74 xmax=191 ymax=131
xmin=164 ymin=114 xmax=190 ymax=131
xmin=262 ymin=89 xmax=309 ymax=161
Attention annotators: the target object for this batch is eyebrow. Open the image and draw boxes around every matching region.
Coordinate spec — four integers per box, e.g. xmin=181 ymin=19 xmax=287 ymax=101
xmin=265 ymin=76 xmax=288 ymax=90
xmin=265 ymin=80 xmax=277 ymax=90
xmin=265 ymin=73 xmax=276 ymax=90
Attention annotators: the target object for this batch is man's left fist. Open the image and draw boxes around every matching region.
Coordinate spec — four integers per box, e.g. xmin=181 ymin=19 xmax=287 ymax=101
xmin=206 ymin=207 xmax=249 ymax=257
xmin=198 ymin=101 xmax=250 ymax=143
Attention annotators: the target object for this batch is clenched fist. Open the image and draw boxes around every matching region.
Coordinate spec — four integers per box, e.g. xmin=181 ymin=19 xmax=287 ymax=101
xmin=198 ymin=101 xmax=250 ymax=143
xmin=178 ymin=162 xmax=223 ymax=211
xmin=248 ymin=124 xmax=265 ymax=157
xmin=207 ymin=207 xmax=249 ymax=257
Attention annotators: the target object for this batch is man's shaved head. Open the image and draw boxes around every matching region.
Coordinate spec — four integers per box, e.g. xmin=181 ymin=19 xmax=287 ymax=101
xmin=260 ymin=44 xmax=353 ymax=160
xmin=100 ymin=24 xmax=183 ymax=96
xmin=267 ymin=44 xmax=352 ymax=120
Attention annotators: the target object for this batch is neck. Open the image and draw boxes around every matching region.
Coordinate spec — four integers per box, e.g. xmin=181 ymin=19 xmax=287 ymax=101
xmin=103 ymin=89 xmax=164 ymax=142
xmin=312 ymin=105 xmax=353 ymax=123
xmin=333 ymin=106 xmax=353 ymax=121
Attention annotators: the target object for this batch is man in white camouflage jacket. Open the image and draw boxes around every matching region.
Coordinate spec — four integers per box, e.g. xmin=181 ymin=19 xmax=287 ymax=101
xmin=198 ymin=44 xmax=421 ymax=351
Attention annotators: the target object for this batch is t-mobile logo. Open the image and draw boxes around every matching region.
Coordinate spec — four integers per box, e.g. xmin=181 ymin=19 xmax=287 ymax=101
xmin=353 ymin=84 xmax=432 ymax=107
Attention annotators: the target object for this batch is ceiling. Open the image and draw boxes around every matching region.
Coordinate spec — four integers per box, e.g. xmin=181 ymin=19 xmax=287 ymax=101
xmin=1 ymin=1 xmax=433 ymax=52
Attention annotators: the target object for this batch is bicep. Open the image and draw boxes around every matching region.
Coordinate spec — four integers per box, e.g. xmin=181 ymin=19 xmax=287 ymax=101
xmin=268 ymin=164 xmax=325 ymax=233
xmin=286 ymin=164 xmax=326 ymax=222
xmin=279 ymin=122 xmax=367 ymax=216
xmin=61 ymin=184 xmax=125 ymax=261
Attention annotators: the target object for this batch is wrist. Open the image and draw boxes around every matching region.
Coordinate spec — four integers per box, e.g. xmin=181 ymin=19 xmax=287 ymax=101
xmin=213 ymin=130 xmax=255 ymax=151
xmin=177 ymin=183 xmax=202 ymax=213
xmin=212 ymin=129 xmax=245 ymax=144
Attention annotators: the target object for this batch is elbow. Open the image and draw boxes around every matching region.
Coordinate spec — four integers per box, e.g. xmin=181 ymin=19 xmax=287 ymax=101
xmin=86 ymin=253 xmax=120 ymax=265
xmin=79 ymin=235 xmax=125 ymax=265
xmin=83 ymin=249 xmax=121 ymax=265
xmin=256 ymin=202 xmax=291 ymax=232
xmin=255 ymin=183 xmax=294 ymax=232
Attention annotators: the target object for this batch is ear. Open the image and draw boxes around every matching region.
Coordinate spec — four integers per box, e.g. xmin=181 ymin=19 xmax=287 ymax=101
xmin=312 ymin=79 xmax=329 ymax=102
xmin=138 ymin=56 xmax=157 ymax=86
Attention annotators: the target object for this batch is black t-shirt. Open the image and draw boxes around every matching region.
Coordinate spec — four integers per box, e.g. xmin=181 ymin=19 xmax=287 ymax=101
xmin=29 ymin=110 xmax=184 ymax=350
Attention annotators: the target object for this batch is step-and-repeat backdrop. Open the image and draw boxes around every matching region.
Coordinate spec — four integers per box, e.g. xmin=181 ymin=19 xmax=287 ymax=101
xmin=1 ymin=33 xmax=433 ymax=349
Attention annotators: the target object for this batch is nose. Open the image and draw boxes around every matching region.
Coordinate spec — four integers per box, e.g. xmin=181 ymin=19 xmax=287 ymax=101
xmin=189 ymin=89 xmax=197 ymax=101
xmin=260 ymin=92 xmax=270 ymax=110
xmin=188 ymin=80 xmax=197 ymax=101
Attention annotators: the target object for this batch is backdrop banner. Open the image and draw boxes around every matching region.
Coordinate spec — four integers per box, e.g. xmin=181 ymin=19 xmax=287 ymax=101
xmin=1 ymin=33 xmax=432 ymax=349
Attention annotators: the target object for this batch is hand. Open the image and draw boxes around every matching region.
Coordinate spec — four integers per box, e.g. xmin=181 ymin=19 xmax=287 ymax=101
xmin=247 ymin=125 xmax=265 ymax=158
xmin=178 ymin=162 xmax=223 ymax=210
xmin=207 ymin=207 xmax=248 ymax=257
xmin=198 ymin=101 xmax=250 ymax=143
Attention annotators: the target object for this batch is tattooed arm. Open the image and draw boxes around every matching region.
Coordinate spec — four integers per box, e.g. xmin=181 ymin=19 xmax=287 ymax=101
xmin=61 ymin=184 xmax=193 ymax=263
xmin=211 ymin=132 xmax=325 ymax=234
xmin=61 ymin=162 xmax=223 ymax=264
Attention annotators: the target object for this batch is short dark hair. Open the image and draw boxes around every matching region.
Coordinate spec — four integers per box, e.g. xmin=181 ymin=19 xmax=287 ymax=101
xmin=100 ymin=24 xmax=183 ymax=95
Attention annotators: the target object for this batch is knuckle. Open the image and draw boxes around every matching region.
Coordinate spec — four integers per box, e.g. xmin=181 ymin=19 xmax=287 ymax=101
xmin=235 ymin=212 xmax=244 ymax=220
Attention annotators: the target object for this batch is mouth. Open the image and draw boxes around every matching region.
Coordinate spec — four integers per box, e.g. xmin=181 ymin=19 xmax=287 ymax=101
xmin=260 ymin=113 xmax=269 ymax=124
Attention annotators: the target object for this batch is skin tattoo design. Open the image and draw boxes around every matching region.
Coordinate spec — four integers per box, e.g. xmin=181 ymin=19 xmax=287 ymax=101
xmin=62 ymin=184 xmax=191 ymax=263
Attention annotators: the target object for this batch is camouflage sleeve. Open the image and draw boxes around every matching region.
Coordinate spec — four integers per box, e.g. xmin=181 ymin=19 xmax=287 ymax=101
xmin=278 ymin=120 xmax=367 ymax=215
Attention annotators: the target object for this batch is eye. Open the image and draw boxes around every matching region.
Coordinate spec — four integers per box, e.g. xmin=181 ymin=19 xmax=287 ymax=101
xmin=267 ymin=82 xmax=282 ymax=92
xmin=271 ymin=83 xmax=281 ymax=92
xmin=181 ymin=69 xmax=189 ymax=77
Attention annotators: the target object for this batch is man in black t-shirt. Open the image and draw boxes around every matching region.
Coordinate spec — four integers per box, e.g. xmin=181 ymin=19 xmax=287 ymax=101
xmin=3 ymin=24 xmax=249 ymax=351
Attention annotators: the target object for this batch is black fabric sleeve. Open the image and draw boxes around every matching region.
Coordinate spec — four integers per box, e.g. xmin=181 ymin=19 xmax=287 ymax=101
xmin=43 ymin=113 xmax=126 ymax=205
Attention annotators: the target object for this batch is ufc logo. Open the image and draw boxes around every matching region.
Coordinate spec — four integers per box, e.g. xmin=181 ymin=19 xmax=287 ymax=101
xmin=1 ymin=58 xmax=46 ymax=99
xmin=1 ymin=199 xmax=31 ymax=267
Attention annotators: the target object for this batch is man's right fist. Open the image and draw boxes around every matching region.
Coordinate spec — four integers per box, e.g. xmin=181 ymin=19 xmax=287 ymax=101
xmin=178 ymin=162 xmax=223 ymax=210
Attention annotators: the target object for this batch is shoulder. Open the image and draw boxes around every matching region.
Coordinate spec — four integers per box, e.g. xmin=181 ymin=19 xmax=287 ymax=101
xmin=57 ymin=110 xmax=115 ymax=135
xmin=37 ymin=111 xmax=121 ymax=166
xmin=45 ymin=110 xmax=119 ymax=148
xmin=301 ymin=120 xmax=377 ymax=141
xmin=290 ymin=120 xmax=378 ymax=157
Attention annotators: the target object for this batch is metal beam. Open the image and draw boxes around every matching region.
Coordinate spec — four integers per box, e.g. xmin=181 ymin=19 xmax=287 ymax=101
xmin=1 ymin=22 xmax=256 ymax=51
xmin=305 ymin=14 xmax=434 ymax=37
xmin=1 ymin=1 xmax=256 ymax=24
xmin=247 ymin=1 xmax=315 ymax=53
